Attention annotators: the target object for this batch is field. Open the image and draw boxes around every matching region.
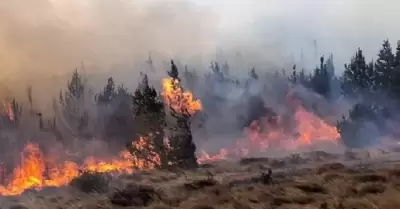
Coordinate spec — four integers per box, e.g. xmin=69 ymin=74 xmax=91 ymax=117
xmin=2 ymin=147 xmax=400 ymax=209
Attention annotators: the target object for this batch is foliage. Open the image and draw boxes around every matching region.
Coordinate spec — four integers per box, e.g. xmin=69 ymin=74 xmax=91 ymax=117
xmin=96 ymin=77 xmax=134 ymax=141
xmin=337 ymin=103 xmax=384 ymax=148
xmin=128 ymin=74 xmax=169 ymax=168
xmin=375 ymin=40 xmax=395 ymax=90
xmin=342 ymin=49 xmax=375 ymax=97
xmin=166 ymin=60 xmax=198 ymax=169
xmin=310 ymin=56 xmax=332 ymax=99
xmin=58 ymin=69 xmax=90 ymax=137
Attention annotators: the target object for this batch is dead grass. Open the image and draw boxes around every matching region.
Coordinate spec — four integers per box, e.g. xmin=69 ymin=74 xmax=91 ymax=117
xmin=7 ymin=152 xmax=400 ymax=209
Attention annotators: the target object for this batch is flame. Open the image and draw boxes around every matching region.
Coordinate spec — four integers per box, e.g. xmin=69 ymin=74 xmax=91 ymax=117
xmin=198 ymin=102 xmax=341 ymax=163
xmin=2 ymin=100 xmax=14 ymax=121
xmin=0 ymin=136 xmax=159 ymax=196
xmin=162 ymin=78 xmax=202 ymax=115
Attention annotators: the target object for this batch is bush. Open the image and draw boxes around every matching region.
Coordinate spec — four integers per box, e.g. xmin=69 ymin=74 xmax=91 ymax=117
xmin=70 ymin=171 xmax=110 ymax=193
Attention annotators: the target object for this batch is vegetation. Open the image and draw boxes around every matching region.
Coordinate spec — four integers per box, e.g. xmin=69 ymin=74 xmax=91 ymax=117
xmin=1 ymin=39 xmax=400 ymax=171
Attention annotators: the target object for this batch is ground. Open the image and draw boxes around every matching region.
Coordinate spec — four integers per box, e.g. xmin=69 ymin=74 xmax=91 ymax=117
xmin=2 ymin=148 xmax=400 ymax=209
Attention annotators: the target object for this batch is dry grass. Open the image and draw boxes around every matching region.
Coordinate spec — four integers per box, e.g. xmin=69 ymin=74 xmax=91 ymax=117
xmin=4 ymin=152 xmax=400 ymax=209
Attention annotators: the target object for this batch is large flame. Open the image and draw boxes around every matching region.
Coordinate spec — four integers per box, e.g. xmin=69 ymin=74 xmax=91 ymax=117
xmin=198 ymin=97 xmax=341 ymax=163
xmin=162 ymin=78 xmax=202 ymax=115
xmin=0 ymin=136 xmax=159 ymax=196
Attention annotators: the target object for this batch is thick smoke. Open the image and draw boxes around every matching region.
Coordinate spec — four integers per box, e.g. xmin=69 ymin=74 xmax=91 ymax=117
xmin=0 ymin=0 xmax=220 ymax=106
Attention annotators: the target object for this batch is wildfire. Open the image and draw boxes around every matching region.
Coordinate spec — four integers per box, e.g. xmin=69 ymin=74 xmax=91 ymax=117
xmin=162 ymin=78 xmax=202 ymax=115
xmin=0 ymin=136 xmax=159 ymax=196
xmin=198 ymin=103 xmax=341 ymax=163
xmin=2 ymin=100 xmax=14 ymax=121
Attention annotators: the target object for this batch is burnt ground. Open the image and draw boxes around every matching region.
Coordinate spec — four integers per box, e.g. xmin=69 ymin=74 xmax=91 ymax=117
xmin=2 ymin=148 xmax=400 ymax=209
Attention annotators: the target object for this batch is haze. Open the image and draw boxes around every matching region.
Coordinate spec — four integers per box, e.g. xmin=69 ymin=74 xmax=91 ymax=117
xmin=0 ymin=0 xmax=399 ymax=100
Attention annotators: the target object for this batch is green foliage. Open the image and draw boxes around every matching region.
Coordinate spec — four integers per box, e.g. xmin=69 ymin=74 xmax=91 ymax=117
xmin=342 ymin=49 xmax=375 ymax=97
xmin=70 ymin=171 xmax=110 ymax=193
xmin=375 ymin=40 xmax=395 ymax=90
xmin=129 ymin=74 xmax=169 ymax=168
xmin=310 ymin=56 xmax=332 ymax=99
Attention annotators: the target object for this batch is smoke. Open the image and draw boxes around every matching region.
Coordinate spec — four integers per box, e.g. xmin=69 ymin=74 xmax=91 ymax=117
xmin=0 ymin=0 xmax=221 ymax=102
xmin=0 ymin=0 xmax=399 ymax=156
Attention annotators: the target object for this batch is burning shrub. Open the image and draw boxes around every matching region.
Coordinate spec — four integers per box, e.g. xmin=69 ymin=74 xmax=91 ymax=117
xmin=70 ymin=171 xmax=110 ymax=193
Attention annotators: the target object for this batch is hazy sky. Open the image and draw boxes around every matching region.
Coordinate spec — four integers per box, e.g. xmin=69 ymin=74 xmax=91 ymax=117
xmin=191 ymin=0 xmax=400 ymax=70
xmin=1 ymin=0 xmax=400 ymax=90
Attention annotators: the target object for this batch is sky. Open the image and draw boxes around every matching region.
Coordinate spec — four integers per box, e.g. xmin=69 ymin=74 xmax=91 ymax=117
xmin=190 ymin=0 xmax=400 ymax=70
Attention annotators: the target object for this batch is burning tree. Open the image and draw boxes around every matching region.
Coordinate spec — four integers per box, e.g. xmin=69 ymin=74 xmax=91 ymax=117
xmin=128 ymin=74 xmax=169 ymax=168
xmin=163 ymin=60 xmax=199 ymax=169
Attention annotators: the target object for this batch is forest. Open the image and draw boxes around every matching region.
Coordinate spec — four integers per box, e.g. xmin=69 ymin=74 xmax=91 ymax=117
xmin=1 ymin=39 xmax=400 ymax=170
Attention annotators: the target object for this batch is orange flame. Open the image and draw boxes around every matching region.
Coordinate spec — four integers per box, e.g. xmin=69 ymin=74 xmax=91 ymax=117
xmin=162 ymin=78 xmax=202 ymax=115
xmin=198 ymin=103 xmax=340 ymax=163
xmin=0 ymin=136 xmax=159 ymax=196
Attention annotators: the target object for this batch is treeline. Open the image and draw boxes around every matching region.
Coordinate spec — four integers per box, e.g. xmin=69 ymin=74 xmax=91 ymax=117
xmin=1 ymin=39 xmax=400 ymax=168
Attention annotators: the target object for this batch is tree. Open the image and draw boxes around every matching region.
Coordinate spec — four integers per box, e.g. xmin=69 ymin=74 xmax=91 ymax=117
xmin=96 ymin=77 xmax=116 ymax=105
xmin=96 ymin=77 xmax=134 ymax=143
xmin=210 ymin=61 xmax=224 ymax=82
xmin=391 ymin=41 xmax=400 ymax=97
xmin=249 ymin=68 xmax=259 ymax=80
xmin=375 ymin=40 xmax=395 ymax=90
xmin=129 ymin=74 xmax=169 ymax=168
xmin=337 ymin=103 xmax=384 ymax=148
xmin=342 ymin=49 xmax=375 ymax=97
xmin=310 ymin=56 xmax=332 ymax=98
xmin=58 ymin=69 xmax=90 ymax=138
xmin=166 ymin=61 xmax=198 ymax=169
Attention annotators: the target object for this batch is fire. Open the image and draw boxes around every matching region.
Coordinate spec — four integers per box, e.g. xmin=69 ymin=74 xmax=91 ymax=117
xmin=198 ymin=103 xmax=341 ymax=163
xmin=0 ymin=136 xmax=159 ymax=196
xmin=162 ymin=78 xmax=202 ymax=115
xmin=2 ymin=100 xmax=14 ymax=121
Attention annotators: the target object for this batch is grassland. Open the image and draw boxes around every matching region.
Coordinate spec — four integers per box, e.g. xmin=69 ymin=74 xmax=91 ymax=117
xmin=3 ymin=148 xmax=400 ymax=209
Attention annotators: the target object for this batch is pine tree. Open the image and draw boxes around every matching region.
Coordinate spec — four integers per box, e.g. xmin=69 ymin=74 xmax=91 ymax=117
xmin=96 ymin=77 xmax=116 ymax=105
xmin=310 ymin=56 xmax=331 ymax=98
xmin=375 ymin=40 xmax=395 ymax=90
xmin=129 ymin=74 xmax=169 ymax=168
xmin=342 ymin=49 xmax=375 ymax=97
xmin=96 ymin=77 xmax=134 ymax=142
xmin=166 ymin=61 xmax=198 ymax=169
xmin=58 ymin=69 xmax=89 ymax=137
xmin=391 ymin=41 xmax=400 ymax=97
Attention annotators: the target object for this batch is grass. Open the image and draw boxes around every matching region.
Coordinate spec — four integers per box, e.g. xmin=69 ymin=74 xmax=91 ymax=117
xmin=4 ymin=150 xmax=400 ymax=209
